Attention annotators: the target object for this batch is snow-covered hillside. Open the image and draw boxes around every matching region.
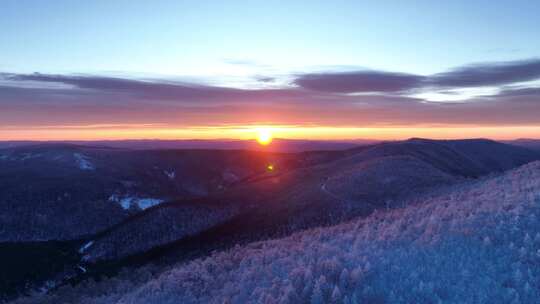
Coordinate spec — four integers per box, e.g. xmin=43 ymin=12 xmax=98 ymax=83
xmin=15 ymin=161 xmax=540 ymax=303
xmin=0 ymin=144 xmax=318 ymax=242
xmin=82 ymin=204 xmax=239 ymax=262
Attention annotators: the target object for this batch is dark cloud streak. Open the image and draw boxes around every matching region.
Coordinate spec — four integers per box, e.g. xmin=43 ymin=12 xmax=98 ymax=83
xmin=3 ymin=73 xmax=305 ymax=103
xmin=428 ymin=58 xmax=540 ymax=88
xmin=294 ymin=58 xmax=540 ymax=93
xmin=2 ymin=58 xmax=540 ymax=128
xmin=294 ymin=71 xmax=425 ymax=93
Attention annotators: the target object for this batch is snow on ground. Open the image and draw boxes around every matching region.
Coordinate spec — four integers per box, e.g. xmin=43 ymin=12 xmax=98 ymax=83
xmin=108 ymin=194 xmax=164 ymax=210
xmin=222 ymin=171 xmax=239 ymax=183
xmin=0 ymin=152 xmax=43 ymax=161
xmin=78 ymin=241 xmax=94 ymax=254
xmin=132 ymin=198 xmax=164 ymax=210
xmin=19 ymin=153 xmax=43 ymax=161
xmin=12 ymin=162 xmax=540 ymax=304
xmin=73 ymin=153 xmax=94 ymax=170
xmin=164 ymin=170 xmax=176 ymax=180
xmin=110 ymin=162 xmax=540 ymax=304
xmin=77 ymin=265 xmax=87 ymax=273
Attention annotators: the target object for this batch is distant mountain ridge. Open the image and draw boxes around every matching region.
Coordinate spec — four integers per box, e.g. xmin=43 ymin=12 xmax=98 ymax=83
xmin=0 ymin=144 xmax=342 ymax=242
xmin=505 ymin=138 xmax=540 ymax=151
xmin=2 ymin=138 xmax=540 ymax=301
xmin=0 ymin=139 xmax=377 ymax=152
xmin=2 ymin=138 xmax=537 ymax=245
xmin=342 ymin=138 xmax=540 ymax=177
xmin=75 ymin=138 xmax=540 ymax=263
xmin=14 ymin=160 xmax=540 ymax=303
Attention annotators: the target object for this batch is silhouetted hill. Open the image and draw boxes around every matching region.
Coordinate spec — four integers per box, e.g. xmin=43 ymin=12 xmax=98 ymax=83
xmin=77 ymin=138 xmax=540 ymax=263
xmin=2 ymin=138 xmax=540 ymax=300
xmin=0 ymin=144 xmax=345 ymax=242
xmin=0 ymin=139 xmax=376 ymax=152
xmin=340 ymin=138 xmax=540 ymax=177
xmin=505 ymin=138 xmax=540 ymax=151
xmin=13 ymin=160 xmax=540 ymax=303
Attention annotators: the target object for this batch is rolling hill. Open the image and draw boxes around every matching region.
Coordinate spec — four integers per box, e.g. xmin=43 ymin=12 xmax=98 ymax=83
xmin=2 ymin=138 xmax=540 ymax=302
xmin=75 ymin=138 xmax=540 ymax=264
xmin=0 ymin=144 xmax=345 ymax=242
xmin=12 ymin=158 xmax=540 ymax=303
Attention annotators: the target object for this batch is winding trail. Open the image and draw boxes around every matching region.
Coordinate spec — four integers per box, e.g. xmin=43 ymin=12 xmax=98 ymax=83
xmin=320 ymin=176 xmax=377 ymax=212
xmin=320 ymin=180 xmax=343 ymax=202
xmin=319 ymin=177 xmax=357 ymax=205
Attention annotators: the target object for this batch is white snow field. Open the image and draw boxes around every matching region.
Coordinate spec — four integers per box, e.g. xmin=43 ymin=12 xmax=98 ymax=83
xmin=13 ymin=161 xmax=540 ymax=303
xmin=73 ymin=153 xmax=95 ymax=170
xmin=108 ymin=194 xmax=164 ymax=210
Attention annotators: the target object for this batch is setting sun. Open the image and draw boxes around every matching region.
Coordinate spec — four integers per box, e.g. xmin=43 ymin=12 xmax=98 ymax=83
xmin=256 ymin=129 xmax=273 ymax=146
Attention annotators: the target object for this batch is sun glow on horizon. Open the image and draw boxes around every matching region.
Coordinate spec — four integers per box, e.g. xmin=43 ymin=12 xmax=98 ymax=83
xmin=256 ymin=128 xmax=273 ymax=146
xmin=1 ymin=124 xmax=540 ymax=141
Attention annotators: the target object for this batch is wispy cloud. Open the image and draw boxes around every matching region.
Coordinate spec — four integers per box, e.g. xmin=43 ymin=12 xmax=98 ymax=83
xmin=1 ymin=58 xmax=540 ymax=129
xmin=294 ymin=58 xmax=540 ymax=93
xmin=254 ymin=75 xmax=276 ymax=83
xmin=427 ymin=58 xmax=540 ymax=88
xmin=493 ymin=86 xmax=540 ymax=97
xmin=2 ymin=73 xmax=306 ymax=103
xmin=294 ymin=71 xmax=425 ymax=93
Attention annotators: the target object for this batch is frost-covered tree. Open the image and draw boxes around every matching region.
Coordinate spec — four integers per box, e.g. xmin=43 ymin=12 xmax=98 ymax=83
xmin=330 ymin=286 xmax=342 ymax=304
xmin=12 ymin=161 xmax=540 ymax=304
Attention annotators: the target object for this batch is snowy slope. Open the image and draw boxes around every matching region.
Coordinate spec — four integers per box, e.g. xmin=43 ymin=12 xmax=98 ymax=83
xmin=15 ymin=161 xmax=540 ymax=304
xmin=0 ymin=144 xmax=324 ymax=242
xmin=121 ymin=161 xmax=540 ymax=303
xmin=82 ymin=204 xmax=239 ymax=262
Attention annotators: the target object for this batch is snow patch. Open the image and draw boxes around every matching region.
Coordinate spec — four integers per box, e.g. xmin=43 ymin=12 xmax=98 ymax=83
xmin=133 ymin=198 xmax=164 ymax=210
xmin=222 ymin=171 xmax=239 ymax=183
xmin=105 ymin=162 xmax=540 ymax=304
xmin=38 ymin=280 xmax=57 ymax=294
xmin=109 ymin=194 xmax=164 ymax=210
xmin=73 ymin=153 xmax=94 ymax=170
xmin=79 ymin=241 xmax=94 ymax=253
xmin=19 ymin=153 xmax=42 ymax=161
xmin=52 ymin=155 xmax=64 ymax=161
xmin=164 ymin=170 xmax=176 ymax=180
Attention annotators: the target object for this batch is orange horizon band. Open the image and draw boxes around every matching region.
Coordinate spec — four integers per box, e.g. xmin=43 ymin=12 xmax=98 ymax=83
xmin=0 ymin=125 xmax=539 ymax=141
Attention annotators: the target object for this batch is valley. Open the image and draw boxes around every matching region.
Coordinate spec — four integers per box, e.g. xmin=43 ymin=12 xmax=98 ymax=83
xmin=2 ymin=138 xmax=540 ymax=302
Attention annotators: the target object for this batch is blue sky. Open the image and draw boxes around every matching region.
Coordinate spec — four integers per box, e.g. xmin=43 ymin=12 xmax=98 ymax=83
xmin=1 ymin=1 xmax=540 ymax=140
xmin=2 ymin=0 xmax=539 ymax=76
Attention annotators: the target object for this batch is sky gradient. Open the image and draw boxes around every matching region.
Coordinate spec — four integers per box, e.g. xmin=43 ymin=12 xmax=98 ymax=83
xmin=1 ymin=1 xmax=540 ymax=140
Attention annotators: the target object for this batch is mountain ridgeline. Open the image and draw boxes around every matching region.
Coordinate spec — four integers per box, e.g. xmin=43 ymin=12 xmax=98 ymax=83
xmin=23 ymin=160 xmax=540 ymax=304
xmin=0 ymin=144 xmax=347 ymax=242
xmin=1 ymin=138 xmax=540 ymax=302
